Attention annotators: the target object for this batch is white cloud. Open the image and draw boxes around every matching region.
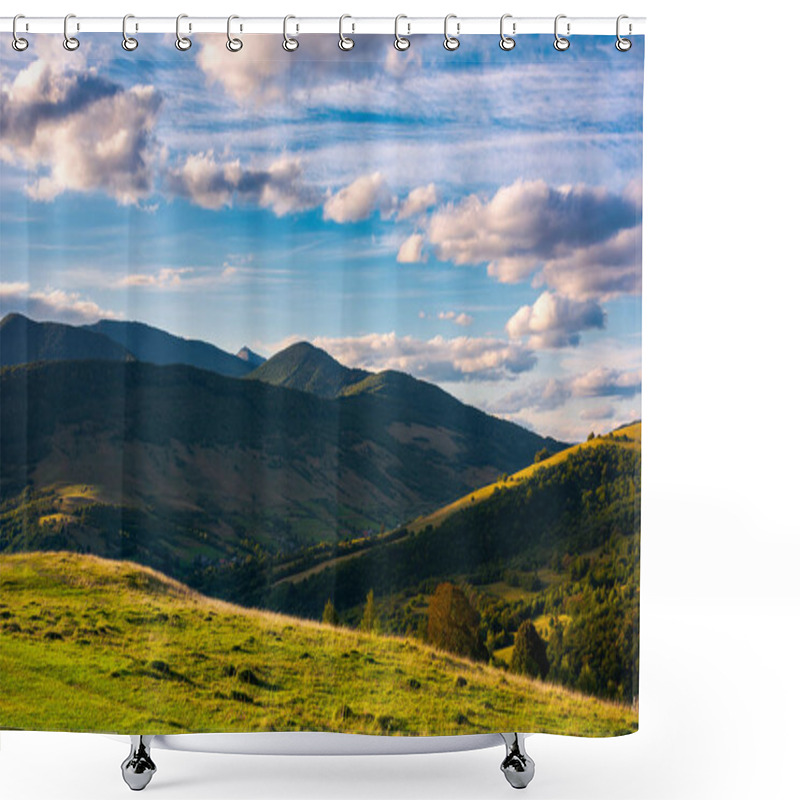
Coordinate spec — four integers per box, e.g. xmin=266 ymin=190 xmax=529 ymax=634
xmin=196 ymin=35 xmax=287 ymax=106
xmin=537 ymin=225 xmax=642 ymax=301
xmin=166 ymin=152 xmax=321 ymax=214
xmin=196 ymin=34 xmax=420 ymax=107
xmin=438 ymin=311 xmax=474 ymax=327
xmin=397 ymin=183 xmax=437 ymax=220
xmin=0 ymin=58 xmax=162 ymax=205
xmin=579 ymin=404 xmax=616 ymax=421
xmin=506 ymin=291 xmax=605 ymax=348
xmin=115 ymin=266 xmax=240 ymax=290
xmin=311 ymin=332 xmax=537 ymax=383
xmin=490 ymin=366 xmax=642 ymax=414
xmin=422 ymin=179 xmax=639 ymax=295
xmin=323 ymin=172 xmax=395 ymax=223
xmin=397 ymin=233 xmax=426 ymax=263
xmin=571 ymin=367 xmax=642 ymax=399
xmin=0 ymin=281 xmax=121 ymax=324
xmin=117 ymin=268 xmax=193 ymax=288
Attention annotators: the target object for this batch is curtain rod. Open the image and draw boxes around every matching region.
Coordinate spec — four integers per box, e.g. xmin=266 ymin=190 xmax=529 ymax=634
xmin=0 ymin=16 xmax=645 ymax=36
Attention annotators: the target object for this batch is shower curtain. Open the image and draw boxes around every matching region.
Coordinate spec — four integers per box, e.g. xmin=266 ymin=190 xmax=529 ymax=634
xmin=0 ymin=31 xmax=643 ymax=738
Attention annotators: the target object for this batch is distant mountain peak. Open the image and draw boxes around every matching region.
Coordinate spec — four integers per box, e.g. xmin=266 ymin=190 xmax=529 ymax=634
xmin=0 ymin=311 xmax=26 ymax=326
xmin=0 ymin=313 xmax=134 ymax=367
xmin=281 ymin=340 xmax=325 ymax=356
xmin=248 ymin=341 xmax=370 ymax=398
xmin=236 ymin=346 xmax=266 ymax=367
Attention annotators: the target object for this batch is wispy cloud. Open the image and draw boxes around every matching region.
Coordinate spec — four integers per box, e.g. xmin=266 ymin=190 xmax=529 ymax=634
xmin=438 ymin=311 xmax=474 ymax=327
xmin=195 ymin=34 xmax=420 ymax=108
xmin=310 ymin=331 xmax=537 ymax=383
xmin=0 ymin=281 xmax=121 ymax=323
xmin=490 ymin=366 xmax=642 ymax=414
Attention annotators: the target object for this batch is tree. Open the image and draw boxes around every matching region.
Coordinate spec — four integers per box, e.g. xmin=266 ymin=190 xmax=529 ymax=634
xmin=587 ymin=431 xmax=595 ymax=441
xmin=360 ymin=589 xmax=378 ymax=632
xmin=426 ymin=582 xmax=483 ymax=659
xmin=534 ymin=447 xmax=550 ymax=464
xmin=510 ymin=620 xmax=550 ymax=680
xmin=322 ymin=598 xmax=339 ymax=626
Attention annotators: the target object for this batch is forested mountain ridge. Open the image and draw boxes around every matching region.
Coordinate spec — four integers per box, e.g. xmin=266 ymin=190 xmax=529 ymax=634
xmin=248 ymin=340 xmax=370 ymax=397
xmin=0 ymin=313 xmax=133 ymax=367
xmin=0 ymin=359 xmax=562 ymax=575
xmin=84 ymin=318 xmax=253 ymax=377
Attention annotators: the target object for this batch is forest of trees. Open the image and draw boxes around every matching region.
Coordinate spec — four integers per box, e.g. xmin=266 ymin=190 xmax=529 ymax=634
xmin=295 ymin=439 xmax=641 ymax=704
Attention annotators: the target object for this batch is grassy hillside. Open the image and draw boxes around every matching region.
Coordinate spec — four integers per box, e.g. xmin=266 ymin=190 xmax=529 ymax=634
xmin=411 ymin=423 xmax=641 ymax=533
xmin=0 ymin=552 xmax=636 ymax=737
xmin=272 ymin=424 xmax=640 ymax=612
xmin=266 ymin=426 xmax=640 ymax=703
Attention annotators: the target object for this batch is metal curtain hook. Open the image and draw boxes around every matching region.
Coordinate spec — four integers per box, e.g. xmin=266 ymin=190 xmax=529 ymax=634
xmin=394 ymin=14 xmax=410 ymax=51
xmin=122 ymin=14 xmax=138 ymax=51
xmin=63 ymin=13 xmax=79 ymax=51
xmin=226 ymin=14 xmax=243 ymax=51
xmin=12 ymin=14 xmax=29 ymax=51
xmin=339 ymin=14 xmax=354 ymax=50
xmin=499 ymin=14 xmax=515 ymax=51
xmin=554 ymin=14 xmax=570 ymax=51
xmin=283 ymin=15 xmax=299 ymax=51
xmin=616 ymin=14 xmax=632 ymax=51
xmin=175 ymin=14 xmax=192 ymax=50
xmin=443 ymin=14 xmax=460 ymax=51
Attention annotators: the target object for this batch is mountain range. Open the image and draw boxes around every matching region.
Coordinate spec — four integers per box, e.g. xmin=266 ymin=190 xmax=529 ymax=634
xmin=0 ymin=312 xmax=566 ymax=579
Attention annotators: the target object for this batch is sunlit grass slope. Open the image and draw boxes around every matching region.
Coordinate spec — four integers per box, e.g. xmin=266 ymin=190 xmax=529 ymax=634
xmin=0 ymin=552 xmax=636 ymax=737
xmin=410 ymin=422 xmax=641 ymax=533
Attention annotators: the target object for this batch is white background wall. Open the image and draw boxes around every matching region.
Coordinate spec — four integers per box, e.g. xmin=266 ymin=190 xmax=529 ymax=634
xmin=2 ymin=1 xmax=798 ymax=798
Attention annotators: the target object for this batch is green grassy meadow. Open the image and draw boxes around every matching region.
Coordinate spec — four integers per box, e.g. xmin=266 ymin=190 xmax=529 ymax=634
xmin=0 ymin=552 xmax=637 ymax=737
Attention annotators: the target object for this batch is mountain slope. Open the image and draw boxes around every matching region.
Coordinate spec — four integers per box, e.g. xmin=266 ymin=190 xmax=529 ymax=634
xmin=236 ymin=346 xmax=265 ymax=367
xmin=249 ymin=341 xmax=369 ymax=397
xmin=0 ymin=360 xmax=561 ymax=581
xmin=0 ymin=552 xmax=636 ymax=736
xmin=85 ymin=319 xmax=252 ymax=378
xmin=0 ymin=313 xmax=133 ymax=367
xmin=270 ymin=424 xmax=641 ymax=617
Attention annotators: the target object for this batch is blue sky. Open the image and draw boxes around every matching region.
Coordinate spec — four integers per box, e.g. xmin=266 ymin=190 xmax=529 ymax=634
xmin=0 ymin=33 xmax=643 ymax=441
